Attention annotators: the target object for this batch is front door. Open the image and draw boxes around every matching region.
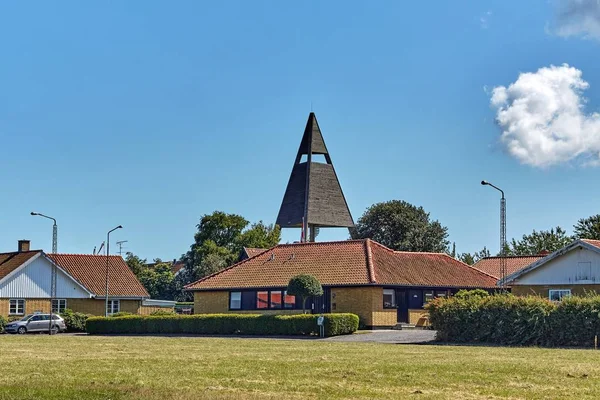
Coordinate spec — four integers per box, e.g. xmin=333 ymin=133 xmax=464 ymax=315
xmin=396 ymin=290 xmax=409 ymax=323
xmin=311 ymin=289 xmax=330 ymax=314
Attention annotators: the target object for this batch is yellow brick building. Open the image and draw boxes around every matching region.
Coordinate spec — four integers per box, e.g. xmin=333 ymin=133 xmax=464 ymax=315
xmin=187 ymin=239 xmax=497 ymax=328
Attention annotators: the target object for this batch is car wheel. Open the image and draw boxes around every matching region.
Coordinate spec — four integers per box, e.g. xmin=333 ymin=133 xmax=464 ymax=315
xmin=17 ymin=327 xmax=27 ymax=335
xmin=50 ymin=325 xmax=59 ymax=335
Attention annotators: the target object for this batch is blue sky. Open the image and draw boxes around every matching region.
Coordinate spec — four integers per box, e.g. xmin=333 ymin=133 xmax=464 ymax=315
xmin=1 ymin=1 xmax=599 ymax=260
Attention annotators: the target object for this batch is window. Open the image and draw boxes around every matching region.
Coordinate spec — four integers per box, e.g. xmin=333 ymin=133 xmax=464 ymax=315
xmin=424 ymin=290 xmax=435 ymax=306
xmin=549 ymin=289 xmax=571 ymax=301
xmin=106 ymin=300 xmax=120 ymax=315
xmin=383 ymin=289 xmax=396 ymax=308
xmin=436 ymin=291 xmax=448 ymax=298
xmin=9 ymin=299 xmax=25 ymax=315
xmin=257 ymin=291 xmax=269 ymax=309
xmin=270 ymin=291 xmax=282 ymax=309
xmin=283 ymin=291 xmax=295 ymax=309
xmin=52 ymin=299 xmax=67 ymax=314
xmin=229 ymin=292 xmax=242 ymax=310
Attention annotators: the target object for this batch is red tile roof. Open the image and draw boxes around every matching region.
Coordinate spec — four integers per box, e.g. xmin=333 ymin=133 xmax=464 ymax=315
xmin=243 ymin=247 xmax=268 ymax=258
xmin=582 ymin=239 xmax=600 ymax=249
xmin=0 ymin=251 xmax=42 ymax=280
xmin=473 ymin=255 xmax=544 ymax=279
xmin=48 ymin=254 xmax=149 ymax=298
xmin=186 ymin=239 xmax=497 ymax=290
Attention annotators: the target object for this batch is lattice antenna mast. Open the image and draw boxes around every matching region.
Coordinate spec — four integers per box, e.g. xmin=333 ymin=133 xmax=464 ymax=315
xmin=500 ymin=196 xmax=507 ymax=289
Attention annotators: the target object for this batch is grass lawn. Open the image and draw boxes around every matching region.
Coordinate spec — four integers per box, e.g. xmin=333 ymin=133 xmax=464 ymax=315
xmin=0 ymin=335 xmax=599 ymax=399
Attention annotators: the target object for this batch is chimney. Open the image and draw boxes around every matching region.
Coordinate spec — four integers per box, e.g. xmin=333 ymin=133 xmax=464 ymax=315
xmin=18 ymin=240 xmax=31 ymax=252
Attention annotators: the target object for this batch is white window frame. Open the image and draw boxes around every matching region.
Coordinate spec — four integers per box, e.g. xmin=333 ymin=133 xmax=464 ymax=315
xmin=549 ymin=289 xmax=571 ymax=301
xmin=9 ymin=299 xmax=25 ymax=315
xmin=383 ymin=289 xmax=397 ymax=309
xmin=229 ymin=292 xmax=242 ymax=310
xmin=106 ymin=300 xmax=120 ymax=315
xmin=52 ymin=299 xmax=67 ymax=314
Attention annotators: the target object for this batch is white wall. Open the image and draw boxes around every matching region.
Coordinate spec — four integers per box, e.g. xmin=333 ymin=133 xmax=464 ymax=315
xmin=0 ymin=255 xmax=90 ymax=298
xmin=517 ymin=247 xmax=600 ymax=285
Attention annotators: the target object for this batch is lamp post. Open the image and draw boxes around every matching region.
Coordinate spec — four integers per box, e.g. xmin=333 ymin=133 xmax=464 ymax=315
xmin=105 ymin=225 xmax=123 ymax=317
xmin=31 ymin=212 xmax=58 ymax=334
xmin=481 ymin=180 xmax=507 ymax=289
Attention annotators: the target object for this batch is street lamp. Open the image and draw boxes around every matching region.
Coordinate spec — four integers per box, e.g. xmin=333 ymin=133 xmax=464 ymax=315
xmin=105 ymin=225 xmax=123 ymax=317
xmin=481 ymin=180 xmax=507 ymax=289
xmin=31 ymin=211 xmax=58 ymax=334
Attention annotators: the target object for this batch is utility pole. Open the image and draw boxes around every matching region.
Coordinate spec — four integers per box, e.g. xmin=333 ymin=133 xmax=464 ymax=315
xmin=31 ymin=212 xmax=58 ymax=334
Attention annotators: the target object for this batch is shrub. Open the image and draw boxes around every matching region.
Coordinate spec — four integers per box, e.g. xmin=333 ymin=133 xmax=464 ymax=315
xmin=59 ymin=309 xmax=90 ymax=332
xmin=0 ymin=315 xmax=6 ymax=334
xmin=86 ymin=313 xmax=359 ymax=337
xmin=454 ymin=289 xmax=490 ymax=300
xmin=110 ymin=312 xmax=133 ymax=318
xmin=427 ymin=293 xmax=600 ymax=347
xmin=149 ymin=309 xmax=176 ymax=316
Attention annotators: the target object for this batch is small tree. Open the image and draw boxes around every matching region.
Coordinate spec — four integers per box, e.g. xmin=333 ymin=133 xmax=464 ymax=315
xmin=287 ymin=274 xmax=323 ymax=314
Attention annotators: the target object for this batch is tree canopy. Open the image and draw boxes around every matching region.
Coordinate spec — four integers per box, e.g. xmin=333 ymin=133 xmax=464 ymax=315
xmin=176 ymin=211 xmax=281 ymax=300
xmin=352 ymin=200 xmax=449 ymax=252
xmin=505 ymin=226 xmax=572 ymax=256
xmin=125 ymin=253 xmax=176 ymax=300
xmin=457 ymin=247 xmax=491 ymax=265
xmin=287 ymin=274 xmax=323 ymax=313
xmin=573 ymin=215 xmax=600 ymax=240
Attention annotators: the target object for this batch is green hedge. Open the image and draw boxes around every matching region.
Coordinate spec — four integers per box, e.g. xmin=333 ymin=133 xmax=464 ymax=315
xmin=0 ymin=315 xmax=6 ymax=334
xmin=86 ymin=313 xmax=359 ymax=337
xmin=427 ymin=292 xmax=600 ymax=347
xmin=59 ymin=309 xmax=91 ymax=332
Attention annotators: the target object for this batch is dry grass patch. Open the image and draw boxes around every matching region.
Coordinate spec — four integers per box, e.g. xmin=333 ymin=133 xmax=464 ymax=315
xmin=0 ymin=335 xmax=599 ymax=399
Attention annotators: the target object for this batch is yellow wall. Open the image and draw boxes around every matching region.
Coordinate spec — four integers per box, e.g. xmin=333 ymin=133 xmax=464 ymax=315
xmin=193 ymin=288 xmax=427 ymax=328
xmin=0 ymin=298 xmax=141 ymax=317
xmin=512 ymin=285 xmax=600 ymax=297
xmin=194 ymin=291 xmax=229 ymax=314
xmin=330 ymin=286 xmax=397 ymax=327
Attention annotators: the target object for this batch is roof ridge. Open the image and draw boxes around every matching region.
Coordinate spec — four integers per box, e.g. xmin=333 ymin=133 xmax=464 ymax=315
xmin=480 ymin=255 xmax=544 ymax=259
xmin=364 ymin=239 xmax=376 ymax=283
xmin=0 ymin=250 xmax=43 ymax=256
xmin=49 ymin=253 xmax=123 ymax=257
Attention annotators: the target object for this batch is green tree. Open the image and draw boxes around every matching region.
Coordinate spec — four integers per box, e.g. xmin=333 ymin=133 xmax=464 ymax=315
xmin=125 ymin=252 xmax=146 ymax=276
xmin=178 ymin=212 xmax=282 ymax=300
xmin=574 ymin=215 xmax=600 ymax=240
xmin=506 ymin=227 xmax=573 ymax=256
xmin=353 ymin=200 xmax=449 ymax=252
xmin=287 ymin=274 xmax=323 ymax=314
xmin=458 ymin=247 xmax=491 ymax=265
xmin=137 ymin=263 xmax=176 ymax=300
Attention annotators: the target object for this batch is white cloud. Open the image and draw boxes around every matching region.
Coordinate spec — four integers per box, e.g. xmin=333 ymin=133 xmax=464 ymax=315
xmin=480 ymin=11 xmax=492 ymax=29
xmin=554 ymin=0 xmax=600 ymax=40
xmin=490 ymin=64 xmax=600 ymax=168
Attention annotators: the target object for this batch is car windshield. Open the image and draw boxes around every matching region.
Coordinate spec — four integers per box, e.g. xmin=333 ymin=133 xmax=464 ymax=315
xmin=20 ymin=315 xmax=33 ymax=321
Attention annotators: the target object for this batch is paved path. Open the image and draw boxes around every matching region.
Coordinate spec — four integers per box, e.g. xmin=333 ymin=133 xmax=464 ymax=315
xmin=324 ymin=329 xmax=436 ymax=344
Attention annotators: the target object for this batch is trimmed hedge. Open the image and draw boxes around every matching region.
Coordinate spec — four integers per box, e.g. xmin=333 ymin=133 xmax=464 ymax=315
xmin=86 ymin=313 xmax=359 ymax=337
xmin=427 ymin=292 xmax=600 ymax=347
xmin=0 ymin=315 xmax=6 ymax=334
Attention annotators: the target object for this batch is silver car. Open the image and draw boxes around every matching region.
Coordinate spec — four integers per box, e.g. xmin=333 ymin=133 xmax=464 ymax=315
xmin=4 ymin=314 xmax=66 ymax=334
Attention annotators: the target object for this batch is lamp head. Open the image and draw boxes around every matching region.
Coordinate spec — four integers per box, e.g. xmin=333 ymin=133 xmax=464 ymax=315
xmin=481 ymin=180 xmax=489 ymax=186
xmin=30 ymin=212 xmax=39 ymax=216
xmin=117 ymin=225 xmax=123 ymax=229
